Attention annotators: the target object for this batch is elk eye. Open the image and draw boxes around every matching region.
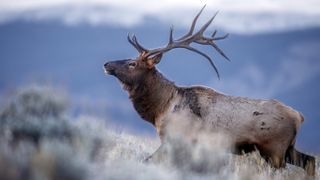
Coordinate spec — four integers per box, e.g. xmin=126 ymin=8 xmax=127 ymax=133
xmin=128 ymin=62 xmax=137 ymax=69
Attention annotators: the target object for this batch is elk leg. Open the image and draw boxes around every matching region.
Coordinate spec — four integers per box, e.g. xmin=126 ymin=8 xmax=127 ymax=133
xmin=257 ymin=144 xmax=286 ymax=169
xmin=269 ymin=154 xmax=286 ymax=169
xmin=285 ymin=145 xmax=315 ymax=176
xmin=144 ymin=143 xmax=169 ymax=163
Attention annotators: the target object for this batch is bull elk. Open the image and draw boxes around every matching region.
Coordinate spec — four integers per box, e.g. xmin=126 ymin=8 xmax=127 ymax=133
xmin=104 ymin=6 xmax=315 ymax=176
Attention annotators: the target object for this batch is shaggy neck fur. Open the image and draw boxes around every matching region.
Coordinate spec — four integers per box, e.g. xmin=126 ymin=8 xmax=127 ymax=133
xmin=128 ymin=68 xmax=177 ymax=125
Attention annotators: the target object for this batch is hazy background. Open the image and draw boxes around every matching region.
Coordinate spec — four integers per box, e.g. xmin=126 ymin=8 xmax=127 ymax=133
xmin=0 ymin=0 xmax=320 ymax=153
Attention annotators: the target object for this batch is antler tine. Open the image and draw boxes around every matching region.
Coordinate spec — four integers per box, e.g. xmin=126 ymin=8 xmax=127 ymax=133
xmin=177 ymin=5 xmax=206 ymax=41
xmin=182 ymin=45 xmax=220 ymax=79
xmin=169 ymin=26 xmax=174 ymax=44
xmin=127 ymin=33 xmax=138 ymax=51
xmin=211 ymin=30 xmax=217 ymax=38
xmin=209 ymin=42 xmax=230 ymax=61
xmin=208 ymin=32 xmax=230 ymax=60
xmin=132 ymin=35 xmax=147 ymax=52
xmin=195 ymin=11 xmax=218 ymax=37
xmin=213 ymin=33 xmax=229 ymax=41
xmin=127 ymin=33 xmax=147 ymax=53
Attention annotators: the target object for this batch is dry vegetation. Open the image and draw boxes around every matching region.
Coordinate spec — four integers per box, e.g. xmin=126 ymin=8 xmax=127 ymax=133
xmin=0 ymin=86 xmax=318 ymax=180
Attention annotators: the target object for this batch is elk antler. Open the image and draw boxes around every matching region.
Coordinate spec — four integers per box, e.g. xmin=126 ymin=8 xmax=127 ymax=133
xmin=127 ymin=5 xmax=229 ymax=78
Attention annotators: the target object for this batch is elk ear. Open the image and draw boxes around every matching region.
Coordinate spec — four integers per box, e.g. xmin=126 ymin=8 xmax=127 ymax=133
xmin=146 ymin=54 xmax=162 ymax=68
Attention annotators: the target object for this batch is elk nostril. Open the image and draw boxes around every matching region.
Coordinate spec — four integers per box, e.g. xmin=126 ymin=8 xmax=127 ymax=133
xmin=104 ymin=62 xmax=109 ymax=68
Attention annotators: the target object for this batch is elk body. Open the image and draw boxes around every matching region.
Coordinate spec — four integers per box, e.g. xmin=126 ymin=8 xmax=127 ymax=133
xmin=104 ymin=6 xmax=315 ymax=176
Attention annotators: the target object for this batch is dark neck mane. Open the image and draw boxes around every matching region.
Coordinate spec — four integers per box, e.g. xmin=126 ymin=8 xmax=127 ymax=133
xmin=128 ymin=68 xmax=177 ymax=125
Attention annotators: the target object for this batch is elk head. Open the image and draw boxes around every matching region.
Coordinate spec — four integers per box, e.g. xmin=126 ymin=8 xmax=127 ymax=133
xmin=104 ymin=6 xmax=229 ymax=90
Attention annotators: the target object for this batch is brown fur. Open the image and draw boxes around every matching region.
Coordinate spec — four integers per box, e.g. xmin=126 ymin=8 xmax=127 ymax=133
xmin=128 ymin=68 xmax=176 ymax=125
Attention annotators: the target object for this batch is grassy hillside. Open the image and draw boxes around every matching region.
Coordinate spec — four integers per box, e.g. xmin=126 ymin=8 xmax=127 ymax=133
xmin=0 ymin=86 xmax=318 ymax=180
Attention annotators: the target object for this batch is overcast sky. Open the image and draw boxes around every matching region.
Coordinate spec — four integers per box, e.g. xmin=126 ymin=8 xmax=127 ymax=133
xmin=1 ymin=0 xmax=320 ymax=34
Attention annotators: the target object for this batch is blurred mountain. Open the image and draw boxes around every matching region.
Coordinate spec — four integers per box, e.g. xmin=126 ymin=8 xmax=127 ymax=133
xmin=0 ymin=21 xmax=319 ymax=153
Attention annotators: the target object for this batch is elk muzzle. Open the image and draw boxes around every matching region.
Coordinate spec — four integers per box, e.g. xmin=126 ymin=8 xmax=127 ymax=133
xmin=104 ymin=60 xmax=128 ymax=76
xmin=104 ymin=62 xmax=115 ymax=75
